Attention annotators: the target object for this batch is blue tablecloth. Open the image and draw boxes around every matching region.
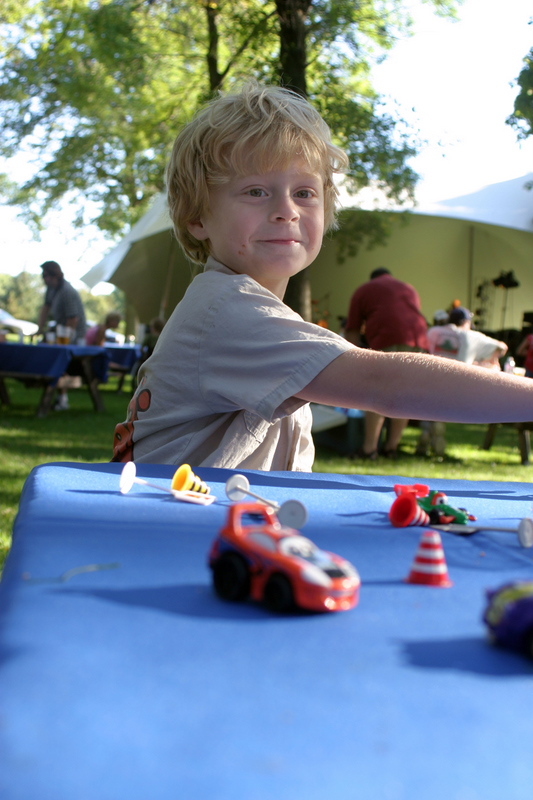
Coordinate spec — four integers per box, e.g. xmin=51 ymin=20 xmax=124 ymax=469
xmin=0 ymin=342 xmax=110 ymax=385
xmin=1 ymin=464 xmax=533 ymax=799
xmin=104 ymin=344 xmax=141 ymax=371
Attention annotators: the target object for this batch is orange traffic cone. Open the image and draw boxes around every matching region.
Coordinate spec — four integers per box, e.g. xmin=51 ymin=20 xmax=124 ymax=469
xmin=171 ymin=464 xmax=210 ymax=495
xmin=405 ymin=531 xmax=452 ymax=587
xmin=389 ymin=493 xmax=431 ymax=527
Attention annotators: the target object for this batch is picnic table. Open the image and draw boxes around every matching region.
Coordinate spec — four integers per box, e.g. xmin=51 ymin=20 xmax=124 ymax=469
xmin=0 ymin=341 xmax=110 ymax=417
xmin=2 ymin=462 xmax=533 ymax=799
xmin=104 ymin=343 xmax=142 ymax=392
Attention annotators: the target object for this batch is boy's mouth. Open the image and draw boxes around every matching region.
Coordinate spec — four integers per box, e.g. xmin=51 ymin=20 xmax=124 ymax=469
xmin=261 ymin=238 xmax=301 ymax=245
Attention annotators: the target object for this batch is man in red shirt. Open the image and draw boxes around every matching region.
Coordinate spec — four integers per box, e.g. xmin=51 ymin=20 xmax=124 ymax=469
xmin=345 ymin=268 xmax=428 ymax=459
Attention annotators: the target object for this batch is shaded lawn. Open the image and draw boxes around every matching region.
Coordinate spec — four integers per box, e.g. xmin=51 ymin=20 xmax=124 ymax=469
xmin=1 ymin=376 xmax=532 ymax=570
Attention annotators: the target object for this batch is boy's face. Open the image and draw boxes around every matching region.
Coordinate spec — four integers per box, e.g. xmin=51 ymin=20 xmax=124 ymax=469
xmin=187 ymin=159 xmax=325 ymax=299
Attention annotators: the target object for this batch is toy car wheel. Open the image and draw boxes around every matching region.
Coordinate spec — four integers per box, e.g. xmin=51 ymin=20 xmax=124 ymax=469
xmin=264 ymin=573 xmax=294 ymax=613
xmin=212 ymin=553 xmax=250 ymax=602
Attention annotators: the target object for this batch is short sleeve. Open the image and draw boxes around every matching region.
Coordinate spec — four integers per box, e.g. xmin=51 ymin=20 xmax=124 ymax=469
xmin=198 ymin=278 xmax=352 ymax=423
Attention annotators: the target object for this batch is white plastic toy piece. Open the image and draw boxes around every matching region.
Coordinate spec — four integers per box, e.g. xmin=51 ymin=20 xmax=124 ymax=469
xmin=517 ymin=517 xmax=533 ymax=548
xmin=120 ymin=462 xmax=216 ymax=506
xmin=225 ymin=473 xmax=308 ymax=529
xmin=432 ymin=517 xmax=533 ymax=548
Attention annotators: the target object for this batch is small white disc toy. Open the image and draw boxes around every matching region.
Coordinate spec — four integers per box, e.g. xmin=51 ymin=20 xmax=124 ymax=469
xmin=518 ymin=517 xmax=533 ymax=548
xmin=277 ymin=499 xmax=308 ymax=529
xmin=119 ymin=462 xmax=137 ymax=494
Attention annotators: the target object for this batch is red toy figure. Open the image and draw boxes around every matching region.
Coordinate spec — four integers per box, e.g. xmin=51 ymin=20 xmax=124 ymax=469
xmin=389 ymin=484 xmax=476 ymax=528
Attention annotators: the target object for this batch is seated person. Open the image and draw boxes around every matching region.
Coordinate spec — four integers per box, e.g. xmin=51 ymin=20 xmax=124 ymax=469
xmin=516 ymin=332 xmax=533 ymax=378
xmin=427 ymin=306 xmax=507 ymax=366
xmin=110 ymin=82 xmax=533 ymax=471
xmin=417 ymin=307 xmax=508 ymax=456
xmin=132 ymin=318 xmax=165 ymax=390
xmin=85 ymin=312 xmax=122 ymax=347
xmin=141 ymin=317 xmax=165 ymax=359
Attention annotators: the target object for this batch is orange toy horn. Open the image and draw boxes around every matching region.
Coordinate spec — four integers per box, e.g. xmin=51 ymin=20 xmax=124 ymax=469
xmin=171 ymin=464 xmax=210 ymax=495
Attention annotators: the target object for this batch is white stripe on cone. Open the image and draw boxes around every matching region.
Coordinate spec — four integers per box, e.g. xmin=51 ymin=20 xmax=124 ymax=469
xmin=410 ymin=505 xmax=431 ymax=526
xmin=405 ymin=531 xmax=452 ymax=587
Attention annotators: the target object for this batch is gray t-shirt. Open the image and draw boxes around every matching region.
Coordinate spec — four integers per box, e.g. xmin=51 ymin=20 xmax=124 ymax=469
xmin=114 ymin=258 xmax=352 ymax=471
xmin=45 ymin=279 xmax=87 ymax=342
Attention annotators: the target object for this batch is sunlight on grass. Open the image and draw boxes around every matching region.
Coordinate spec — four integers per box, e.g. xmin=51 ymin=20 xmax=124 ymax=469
xmin=313 ymin=424 xmax=533 ymax=484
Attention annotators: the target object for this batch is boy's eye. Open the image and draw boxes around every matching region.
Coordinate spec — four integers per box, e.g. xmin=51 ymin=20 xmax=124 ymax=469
xmin=248 ymin=187 xmax=266 ymax=197
xmin=295 ymin=189 xmax=315 ymax=199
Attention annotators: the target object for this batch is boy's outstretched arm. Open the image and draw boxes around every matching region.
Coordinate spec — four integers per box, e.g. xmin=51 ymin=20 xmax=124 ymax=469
xmin=295 ymin=348 xmax=533 ymax=424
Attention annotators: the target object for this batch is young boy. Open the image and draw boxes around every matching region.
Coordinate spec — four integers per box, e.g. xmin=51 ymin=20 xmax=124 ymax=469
xmin=112 ymin=82 xmax=533 ymax=470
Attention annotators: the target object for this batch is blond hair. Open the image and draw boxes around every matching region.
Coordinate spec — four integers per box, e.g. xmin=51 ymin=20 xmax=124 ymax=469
xmin=166 ymin=82 xmax=349 ymax=264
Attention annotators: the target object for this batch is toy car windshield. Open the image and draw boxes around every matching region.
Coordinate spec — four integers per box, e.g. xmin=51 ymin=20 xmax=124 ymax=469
xmin=278 ymin=535 xmax=355 ymax=577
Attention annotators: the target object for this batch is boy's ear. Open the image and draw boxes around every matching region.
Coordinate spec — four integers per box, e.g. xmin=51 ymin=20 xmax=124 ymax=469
xmin=187 ymin=218 xmax=210 ymax=241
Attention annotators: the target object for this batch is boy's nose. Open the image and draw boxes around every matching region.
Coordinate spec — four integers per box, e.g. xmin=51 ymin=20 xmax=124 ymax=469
xmin=270 ymin=193 xmax=300 ymax=222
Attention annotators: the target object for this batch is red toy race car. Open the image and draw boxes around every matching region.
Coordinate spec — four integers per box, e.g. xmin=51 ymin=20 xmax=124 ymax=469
xmin=209 ymin=502 xmax=360 ymax=613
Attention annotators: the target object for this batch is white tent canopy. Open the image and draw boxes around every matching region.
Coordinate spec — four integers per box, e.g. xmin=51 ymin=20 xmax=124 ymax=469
xmin=82 ymin=174 xmax=533 ymax=329
xmin=309 ymin=173 xmax=533 ymax=333
xmin=0 ymin=308 xmax=39 ymax=338
xmin=82 ymin=194 xmax=198 ymax=323
xmin=416 ymin=173 xmax=533 ymax=233
xmin=83 ymin=194 xmax=172 ymax=289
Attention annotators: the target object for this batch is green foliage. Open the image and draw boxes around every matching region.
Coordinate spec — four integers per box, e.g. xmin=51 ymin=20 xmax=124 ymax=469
xmin=0 ymin=271 xmax=125 ymax=326
xmin=79 ymin=286 xmax=126 ymax=325
xmin=333 ymin=208 xmax=411 ymax=263
xmin=0 ymin=0 xmax=458 ymax=239
xmin=0 ymin=0 xmax=278 ymax=235
xmin=0 ymin=271 xmax=44 ymax=321
xmin=508 ymin=47 xmax=533 ymax=139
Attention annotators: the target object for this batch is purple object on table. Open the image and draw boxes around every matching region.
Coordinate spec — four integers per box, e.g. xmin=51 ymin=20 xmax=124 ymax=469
xmin=483 ymin=581 xmax=533 ymax=657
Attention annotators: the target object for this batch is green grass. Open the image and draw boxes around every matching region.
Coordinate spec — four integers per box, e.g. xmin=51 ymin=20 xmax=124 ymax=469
xmin=313 ymin=423 xmax=533 ymax=481
xmin=1 ymin=377 xmax=532 ymax=570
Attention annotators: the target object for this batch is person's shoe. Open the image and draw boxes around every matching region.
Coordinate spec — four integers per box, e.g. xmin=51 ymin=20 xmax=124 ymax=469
xmin=382 ymin=447 xmax=398 ymax=459
xmin=352 ymin=447 xmax=378 ymax=461
xmin=53 ymin=394 xmax=69 ymax=411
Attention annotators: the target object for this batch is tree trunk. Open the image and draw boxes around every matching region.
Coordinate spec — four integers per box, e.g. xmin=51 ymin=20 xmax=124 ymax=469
xmin=275 ymin=0 xmax=313 ymax=320
xmin=204 ymin=2 xmax=223 ymax=92
xmin=275 ymin=0 xmax=311 ymax=96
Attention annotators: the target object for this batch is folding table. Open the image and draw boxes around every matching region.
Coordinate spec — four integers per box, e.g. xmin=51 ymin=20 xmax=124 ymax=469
xmin=1 ymin=462 xmax=533 ymax=799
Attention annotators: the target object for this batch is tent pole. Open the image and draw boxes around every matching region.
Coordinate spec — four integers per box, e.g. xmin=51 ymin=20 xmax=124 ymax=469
xmin=468 ymin=225 xmax=474 ymax=310
xmin=159 ymin=238 xmax=176 ymax=320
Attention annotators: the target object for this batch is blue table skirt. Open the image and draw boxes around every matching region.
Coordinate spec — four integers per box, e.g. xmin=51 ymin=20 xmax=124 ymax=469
xmin=105 ymin=344 xmax=141 ymax=371
xmin=1 ymin=464 xmax=533 ymax=800
xmin=0 ymin=342 xmax=110 ymax=385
